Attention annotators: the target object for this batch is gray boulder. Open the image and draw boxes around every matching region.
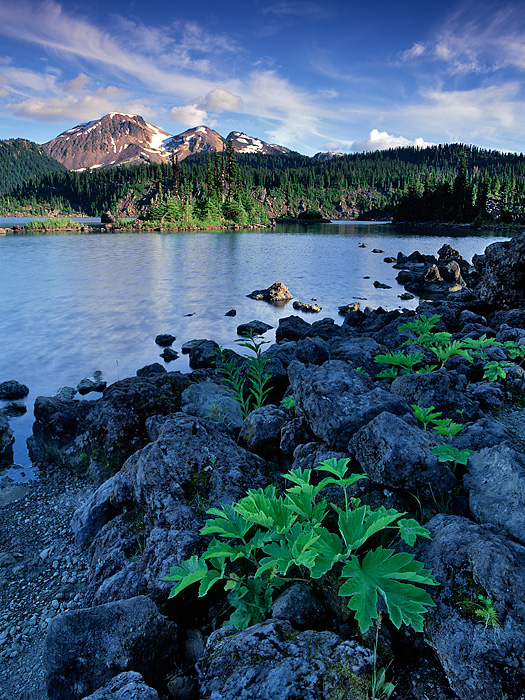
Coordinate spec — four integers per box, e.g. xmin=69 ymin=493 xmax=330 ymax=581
xmin=82 ymin=672 xmax=159 ymax=700
xmin=465 ymin=445 xmax=525 ymax=545
xmin=28 ymin=371 xmax=190 ymax=474
xmin=77 ymin=371 xmax=107 ymax=395
xmin=0 ymin=409 xmax=14 ymax=465
xmin=288 ymin=360 xmax=409 ymax=449
xmin=75 ymin=413 xmax=266 ymax=605
xmin=236 ymin=319 xmax=272 ymax=336
xmin=199 ymin=619 xmax=374 ymax=700
xmin=417 ymin=515 xmax=525 ymax=699
xmin=238 ymin=404 xmax=287 ymax=456
xmin=155 ymin=334 xmax=175 ymax=347
xmin=0 ymin=379 xmax=29 ymax=399
xmin=475 ymin=232 xmax=525 ymax=307
xmin=271 ymin=582 xmax=328 ymax=630
xmin=350 ymin=412 xmax=456 ymax=494
xmin=276 ymin=315 xmax=311 ymax=342
xmin=329 ymin=335 xmax=382 ymax=371
xmin=45 ymin=596 xmax=177 ymax=700
xmin=181 ymin=380 xmax=243 ymax=429
xmin=188 ymin=340 xmax=220 ymax=369
xmin=390 ymin=369 xmax=481 ymax=421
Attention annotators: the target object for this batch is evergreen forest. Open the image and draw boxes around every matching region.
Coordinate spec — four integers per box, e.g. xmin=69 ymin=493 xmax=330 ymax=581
xmin=1 ymin=140 xmax=525 ymax=226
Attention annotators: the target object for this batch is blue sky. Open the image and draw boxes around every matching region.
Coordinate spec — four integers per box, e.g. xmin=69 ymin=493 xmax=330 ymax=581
xmin=0 ymin=0 xmax=524 ymax=155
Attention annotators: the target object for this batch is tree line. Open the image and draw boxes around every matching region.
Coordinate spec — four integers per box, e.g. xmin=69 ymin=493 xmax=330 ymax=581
xmin=1 ymin=140 xmax=525 ymax=224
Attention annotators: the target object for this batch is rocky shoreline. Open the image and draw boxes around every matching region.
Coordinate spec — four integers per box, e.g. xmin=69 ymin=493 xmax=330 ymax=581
xmin=1 ymin=232 xmax=525 ymax=699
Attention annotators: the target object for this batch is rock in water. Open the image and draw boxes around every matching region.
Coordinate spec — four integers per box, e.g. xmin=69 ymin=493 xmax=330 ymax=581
xmin=0 ymin=379 xmax=29 ymax=399
xmin=247 ymin=282 xmax=293 ymax=302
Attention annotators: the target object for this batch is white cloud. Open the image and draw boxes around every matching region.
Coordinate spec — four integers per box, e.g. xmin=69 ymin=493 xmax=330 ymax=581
xmin=170 ymin=104 xmax=209 ymax=126
xmin=350 ymin=129 xmax=435 ymax=152
xmin=401 ymin=42 xmax=427 ymax=61
xmin=203 ymin=88 xmax=243 ymax=112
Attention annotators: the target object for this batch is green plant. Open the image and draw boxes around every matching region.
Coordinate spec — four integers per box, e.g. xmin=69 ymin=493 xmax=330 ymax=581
xmin=374 ymin=351 xmax=424 ymax=378
xmin=398 ymin=314 xmax=441 ymax=337
xmin=412 ymin=404 xmax=442 ymax=431
xmin=204 ymin=402 xmax=231 ymax=425
xmin=163 ymin=458 xmax=437 ymax=634
xmin=458 ymin=593 xmax=499 ymax=629
xmin=214 ymin=331 xmax=272 ymax=419
xmin=370 ymin=614 xmax=395 ymax=700
xmin=430 ymin=444 xmax=472 ymax=472
xmin=280 ymin=395 xmax=297 ymax=412
xmin=483 ymin=360 xmax=514 ymax=382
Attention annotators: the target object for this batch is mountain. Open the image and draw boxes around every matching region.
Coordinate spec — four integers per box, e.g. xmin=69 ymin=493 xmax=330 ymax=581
xmin=42 ymin=113 xmax=173 ymax=170
xmin=0 ymin=138 xmax=66 ymax=196
xmin=43 ymin=114 xmax=292 ymax=171
xmin=226 ymin=131 xmax=291 ymax=155
xmin=313 ymin=151 xmax=345 ymax=161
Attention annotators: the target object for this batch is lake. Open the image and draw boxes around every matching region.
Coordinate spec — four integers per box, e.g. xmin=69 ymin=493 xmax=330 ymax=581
xmin=0 ymin=220 xmax=511 ymax=478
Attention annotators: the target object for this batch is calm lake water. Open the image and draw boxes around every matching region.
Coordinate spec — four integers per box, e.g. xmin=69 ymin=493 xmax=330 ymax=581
xmin=0 ymin=220 xmax=511 ymax=477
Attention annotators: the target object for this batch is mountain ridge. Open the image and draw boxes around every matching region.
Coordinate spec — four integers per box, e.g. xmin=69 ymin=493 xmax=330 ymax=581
xmin=42 ymin=113 xmax=292 ymax=171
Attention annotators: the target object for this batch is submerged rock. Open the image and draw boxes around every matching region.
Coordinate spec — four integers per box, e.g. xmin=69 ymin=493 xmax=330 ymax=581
xmin=0 ymin=379 xmax=29 ymax=399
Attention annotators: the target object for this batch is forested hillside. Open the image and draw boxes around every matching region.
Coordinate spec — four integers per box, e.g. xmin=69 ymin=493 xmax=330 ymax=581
xmin=0 ymin=139 xmax=66 ymax=197
xmin=1 ymin=142 xmax=525 ymax=224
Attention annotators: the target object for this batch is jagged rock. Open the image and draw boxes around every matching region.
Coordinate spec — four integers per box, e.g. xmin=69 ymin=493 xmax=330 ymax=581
xmin=136 ymin=363 xmax=167 ymax=377
xmin=44 ymin=596 xmax=177 ymax=700
xmin=101 ymin=211 xmax=116 ymax=224
xmin=438 ymin=244 xmax=463 ymax=260
xmin=338 ymin=302 xmax=361 ymax=315
xmin=82 ymin=672 xmax=159 ymax=700
xmin=3 ymin=400 xmax=27 ymax=416
xmin=350 ymin=412 xmax=456 ymax=494
xmin=236 ymin=320 xmax=272 ymax=336
xmin=0 ymin=409 xmax=14 ymax=465
xmin=76 ymin=413 xmax=266 ymax=605
xmin=452 ymin=416 xmax=513 ymax=452
xmin=295 ymin=337 xmax=329 ymax=365
xmin=287 ymin=360 xmax=409 ymax=450
xmin=390 ymin=369 xmax=481 ymax=421
xmin=372 ymin=248 xmax=384 ymax=253
xmin=275 ymin=315 xmax=311 ymax=342
xmin=465 ymin=445 xmax=525 ymax=545
xmin=271 ymin=582 xmax=328 ymax=629
xmin=475 ymin=232 xmax=525 ymax=307
xmin=188 ymin=340 xmax=220 ymax=369
xmin=225 ymin=309 xmax=237 ymax=317
xmin=383 ymin=256 xmax=396 ymax=263
xmin=181 ymin=339 xmax=208 ymax=354
xmin=28 ymin=372 xmax=190 ymax=474
xmin=417 ymin=515 xmax=525 ymax=699
xmin=181 ymin=380 xmax=243 ymax=429
xmin=0 ymin=379 xmax=29 ymax=399
xmin=328 ymin=336 xmax=382 ymax=372
xmin=199 ymin=619 xmax=374 ymax=700
xmin=292 ymin=300 xmax=322 ymax=313
xmin=238 ymin=404 xmax=287 ymax=456
xmin=399 ymin=292 xmax=414 ymax=301
xmin=55 ymin=386 xmax=78 ymax=400
xmin=279 ymin=416 xmax=314 ymax=456
xmin=155 ymin=334 xmax=175 ymax=347
xmin=159 ymin=347 xmax=178 ymax=362
xmin=373 ymin=281 xmax=391 ymax=289
xmin=247 ymin=281 xmax=293 ymax=303
xmin=77 ymin=372 xmax=107 ymax=395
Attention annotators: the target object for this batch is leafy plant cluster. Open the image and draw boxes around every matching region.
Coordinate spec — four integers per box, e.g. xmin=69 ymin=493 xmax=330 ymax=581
xmin=214 ymin=331 xmax=273 ymax=419
xmin=374 ymin=313 xmax=525 ymax=385
xmin=163 ymin=458 xmax=437 ymax=634
xmin=412 ymin=404 xmax=472 ymax=472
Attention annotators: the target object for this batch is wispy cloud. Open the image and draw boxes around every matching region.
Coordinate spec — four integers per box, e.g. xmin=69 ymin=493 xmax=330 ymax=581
xmin=262 ymin=1 xmax=326 ymax=19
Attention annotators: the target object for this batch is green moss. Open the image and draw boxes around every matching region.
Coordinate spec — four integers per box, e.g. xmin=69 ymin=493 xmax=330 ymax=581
xmin=325 ymin=660 xmax=371 ymax=700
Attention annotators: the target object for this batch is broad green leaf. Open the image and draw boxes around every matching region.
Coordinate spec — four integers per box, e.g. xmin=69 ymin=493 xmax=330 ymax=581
xmin=287 ymin=522 xmax=321 ymax=570
xmin=284 ymin=467 xmax=313 ymax=488
xmin=317 ymin=458 xmax=352 ymax=479
xmin=338 ymin=505 xmax=403 ymax=552
xmin=202 ymin=538 xmax=239 ymax=561
xmin=202 ymin=504 xmax=252 ymax=540
xmin=398 ymin=518 xmax=431 ymax=546
xmin=317 ymin=473 xmax=366 ymax=491
xmin=310 ymin=527 xmax=345 ymax=578
xmin=234 ymin=486 xmax=296 ymax=533
xmin=284 ymin=489 xmax=327 ymax=522
xmin=198 ymin=568 xmax=223 ymax=597
xmin=256 ymin=540 xmax=294 ymax=577
xmin=162 ymin=555 xmax=208 ymax=598
xmin=339 ymin=547 xmax=437 ymax=633
xmin=431 ymin=444 xmax=472 ymax=466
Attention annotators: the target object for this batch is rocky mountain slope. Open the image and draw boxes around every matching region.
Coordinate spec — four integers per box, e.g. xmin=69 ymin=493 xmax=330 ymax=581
xmin=43 ymin=114 xmax=291 ymax=170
